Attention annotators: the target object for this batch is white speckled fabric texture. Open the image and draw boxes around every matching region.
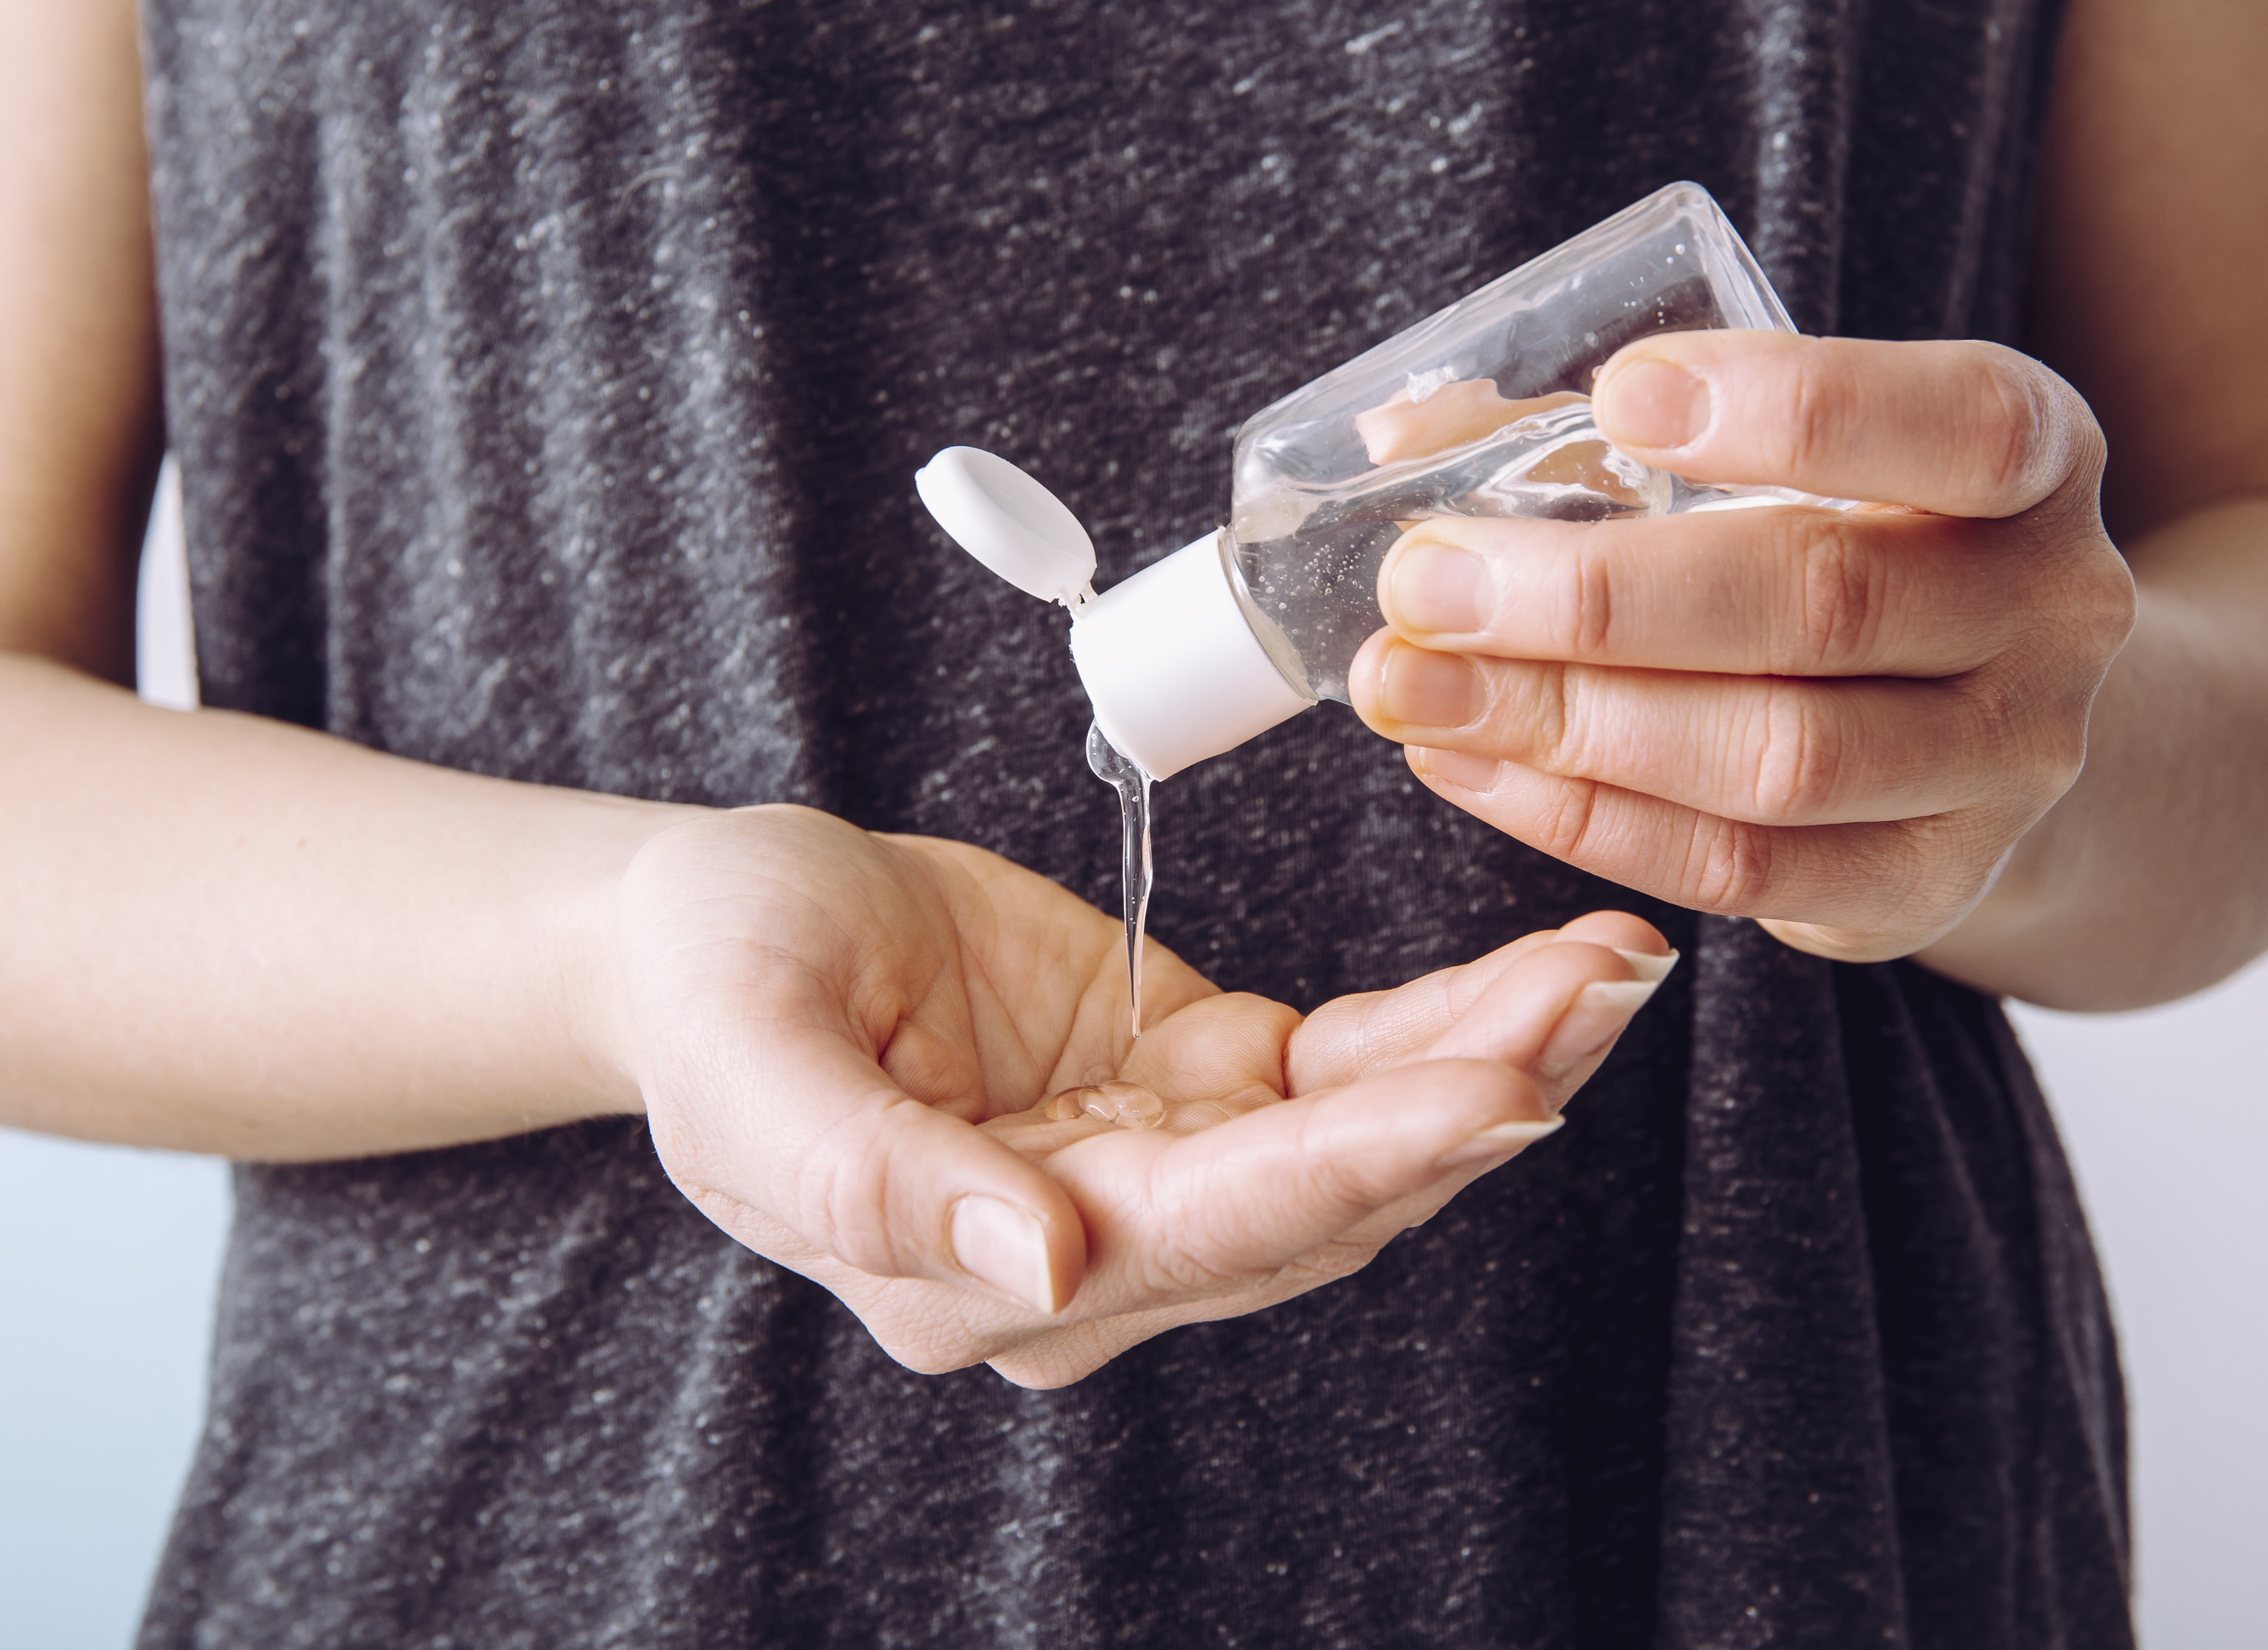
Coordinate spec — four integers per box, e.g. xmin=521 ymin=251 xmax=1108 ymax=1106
xmin=137 ymin=2 xmax=2130 ymax=1645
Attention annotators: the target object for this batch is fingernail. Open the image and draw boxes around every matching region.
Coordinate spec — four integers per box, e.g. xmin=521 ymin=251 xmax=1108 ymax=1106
xmin=1411 ymin=746 xmax=1502 ymax=791
xmin=1387 ymin=540 xmax=1494 ymax=634
xmin=1537 ymin=978 xmax=1660 ymax=1080
xmin=1379 ymin=644 xmax=1483 ymax=727
xmin=950 ymin=1196 xmax=1058 ymax=1314
xmin=1611 ymin=946 xmax=1681 ymax=985
xmin=1595 ymin=357 xmax=1709 ymax=449
xmin=1436 ymin=1115 xmax=1565 ymax=1172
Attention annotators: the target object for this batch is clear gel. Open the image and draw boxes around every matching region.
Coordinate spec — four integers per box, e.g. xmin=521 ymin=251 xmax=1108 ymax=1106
xmin=1044 ymin=1080 xmax=1167 ymax=1129
xmin=1086 ymin=719 xmax=1153 ymax=1038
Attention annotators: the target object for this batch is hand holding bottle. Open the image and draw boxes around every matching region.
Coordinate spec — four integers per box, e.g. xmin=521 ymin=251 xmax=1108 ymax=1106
xmin=613 ymin=806 xmax=1673 ymax=1387
xmin=1349 ymin=330 xmax=2135 ymax=965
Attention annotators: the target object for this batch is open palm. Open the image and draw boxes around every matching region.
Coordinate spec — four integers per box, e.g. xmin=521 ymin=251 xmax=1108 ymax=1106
xmin=612 ymin=806 xmax=1666 ymax=1387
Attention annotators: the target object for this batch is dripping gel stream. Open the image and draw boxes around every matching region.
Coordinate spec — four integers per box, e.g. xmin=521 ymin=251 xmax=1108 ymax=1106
xmin=1086 ymin=720 xmax=1154 ymax=1038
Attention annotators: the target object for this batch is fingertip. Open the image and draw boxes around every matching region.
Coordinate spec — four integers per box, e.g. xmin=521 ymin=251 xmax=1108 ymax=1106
xmin=1331 ymin=1056 xmax=1554 ymax=1164
xmin=1533 ymin=975 xmax=1663 ymax=1084
xmin=1037 ymin=1214 xmax=1086 ymax=1315
xmin=1022 ymin=1172 xmax=1091 ymax=1315
xmin=1613 ymin=946 xmax=1681 ymax=985
xmin=1551 ymin=910 xmax=1672 ymax=962
xmin=947 ymin=1183 xmax=1087 ymax=1316
xmin=1347 ymin=628 xmax=1396 ymax=724
xmin=1972 ymin=343 xmax=2096 ymax=519
xmin=1421 ymin=938 xmax=1625 ymax=1065
xmin=1408 ymin=743 xmax=1504 ymax=793
xmin=1402 ymin=1059 xmax=1563 ymax=1174
xmin=1593 ymin=350 xmax=1713 ymax=454
xmin=1435 ymin=1112 xmax=1566 ymax=1173
xmin=841 ymin=1096 xmax=1088 ymax=1310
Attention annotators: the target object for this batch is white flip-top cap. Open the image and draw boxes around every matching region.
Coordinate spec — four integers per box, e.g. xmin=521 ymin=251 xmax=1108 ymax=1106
xmin=916 ymin=446 xmax=1097 ymax=606
xmin=1068 ymin=531 xmax=1315 ymax=780
xmin=916 ymin=447 xmax=1315 ymax=781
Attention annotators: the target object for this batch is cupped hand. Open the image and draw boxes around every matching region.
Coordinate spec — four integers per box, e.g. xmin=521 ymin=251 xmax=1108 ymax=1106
xmin=606 ymin=805 xmax=1671 ymax=1388
xmin=1349 ymin=331 xmax=2138 ymax=963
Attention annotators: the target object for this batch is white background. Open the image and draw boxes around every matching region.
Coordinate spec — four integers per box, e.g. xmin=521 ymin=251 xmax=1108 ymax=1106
xmin=2 ymin=465 xmax=2262 ymax=1646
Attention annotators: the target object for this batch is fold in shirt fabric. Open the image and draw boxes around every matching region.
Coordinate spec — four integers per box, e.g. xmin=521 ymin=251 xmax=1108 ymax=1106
xmin=137 ymin=2 xmax=2131 ymax=1644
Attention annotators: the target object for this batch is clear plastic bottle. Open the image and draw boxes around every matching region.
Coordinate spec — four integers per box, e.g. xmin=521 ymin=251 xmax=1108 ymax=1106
xmin=919 ymin=181 xmax=1814 ymax=780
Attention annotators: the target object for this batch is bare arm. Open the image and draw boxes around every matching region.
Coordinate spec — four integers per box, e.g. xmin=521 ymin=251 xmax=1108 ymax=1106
xmin=1916 ymin=0 xmax=2268 ymax=1006
xmin=0 ymin=0 xmax=160 ymax=682
xmin=0 ymin=0 xmax=662 ymax=1153
xmin=0 ymin=653 xmax=668 ymax=1153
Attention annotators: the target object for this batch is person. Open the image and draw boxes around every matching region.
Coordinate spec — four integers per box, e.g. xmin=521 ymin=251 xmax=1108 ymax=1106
xmin=2 ymin=0 xmax=2260 ymax=1642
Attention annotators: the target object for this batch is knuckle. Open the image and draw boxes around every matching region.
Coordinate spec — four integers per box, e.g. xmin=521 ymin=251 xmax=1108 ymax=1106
xmin=1552 ymin=537 xmax=1617 ymax=657
xmin=2067 ymin=550 xmax=2138 ymax=657
xmin=1784 ymin=514 xmax=1888 ymax=673
xmin=1535 ymin=665 xmax=1587 ymax=774
xmin=1504 ymin=662 xmax=1581 ymax=774
xmin=1683 ymin=812 xmax=1776 ymax=912
xmin=2037 ymin=385 xmax=2108 ymax=507
xmin=1961 ymin=650 xmax=2095 ymax=810
xmin=1960 ymin=665 xmax=2019 ymax=740
xmin=1969 ymin=351 xmax=2058 ymax=514
xmin=2010 ymin=687 xmax=2090 ymax=802
xmin=1529 ymin=773 xmax=1604 ymax=864
xmin=1769 ymin=351 xmax=1850 ymax=480
xmin=794 ymin=1105 xmax=918 ymax=1279
xmin=1748 ymin=683 xmax=1843 ymax=821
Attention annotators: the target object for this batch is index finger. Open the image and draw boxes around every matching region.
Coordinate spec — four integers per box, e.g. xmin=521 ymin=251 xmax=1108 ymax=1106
xmin=1591 ymin=331 xmax=2102 ymax=519
xmin=1046 ymin=1056 xmax=1557 ymax=1320
xmin=1284 ymin=910 xmax=1670 ymax=1093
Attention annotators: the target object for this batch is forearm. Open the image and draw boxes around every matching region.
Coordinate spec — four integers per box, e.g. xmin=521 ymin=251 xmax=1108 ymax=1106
xmin=1919 ymin=497 xmax=2268 ymax=1009
xmin=0 ymin=654 xmax=685 ymax=1156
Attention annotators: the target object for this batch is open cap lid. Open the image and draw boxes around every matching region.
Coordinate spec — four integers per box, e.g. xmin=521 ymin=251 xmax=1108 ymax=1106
xmin=916 ymin=446 xmax=1098 ymax=606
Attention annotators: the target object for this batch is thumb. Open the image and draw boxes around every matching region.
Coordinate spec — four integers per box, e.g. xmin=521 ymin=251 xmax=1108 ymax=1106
xmin=651 ymin=1025 xmax=1087 ymax=1315
xmin=1591 ymin=331 xmax=2095 ymax=518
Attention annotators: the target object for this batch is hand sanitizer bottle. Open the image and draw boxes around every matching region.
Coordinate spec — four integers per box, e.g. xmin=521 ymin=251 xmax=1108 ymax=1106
xmin=919 ymin=181 xmax=1814 ymax=782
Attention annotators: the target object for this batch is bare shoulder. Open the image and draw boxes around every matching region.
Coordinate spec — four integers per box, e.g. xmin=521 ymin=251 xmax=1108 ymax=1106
xmin=0 ymin=0 xmax=165 ymax=683
xmin=2025 ymin=0 xmax=2268 ymax=542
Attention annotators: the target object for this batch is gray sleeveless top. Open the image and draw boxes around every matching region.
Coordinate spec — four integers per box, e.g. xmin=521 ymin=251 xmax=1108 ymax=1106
xmin=138 ymin=4 xmax=2132 ymax=1645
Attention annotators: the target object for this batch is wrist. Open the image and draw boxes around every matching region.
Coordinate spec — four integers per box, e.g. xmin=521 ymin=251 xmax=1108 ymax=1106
xmin=541 ymin=796 xmax=709 ymax=1119
xmin=1916 ymin=509 xmax=2268 ymax=1007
